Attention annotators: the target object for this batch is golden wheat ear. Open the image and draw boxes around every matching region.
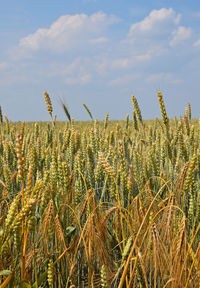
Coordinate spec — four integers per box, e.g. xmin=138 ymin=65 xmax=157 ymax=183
xmin=131 ymin=95 xmax=143 ymax=124
xmin=44 ymin=91 xmax=53 ymax=117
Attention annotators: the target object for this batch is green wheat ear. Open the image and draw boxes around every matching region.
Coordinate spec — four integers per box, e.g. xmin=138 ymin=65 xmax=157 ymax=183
xmin=101 ymin=265 xmax=108 ymax=288
xmin=104 ymin=112 xmax=109 ymax=130
xmin=83 ymin=103 xmax=93 ymax=120
xmin=0 ymin=105 xmax=3 ymax=123
xmin=132 ymin=111 xmax=138 ymax=130
xmin=61 ymin=101 xmax=71 ymax=122
xmin=188 ymin=103 xmax=191 ymax=120
xmin=157 ymin=90 xmax=169 ymax=127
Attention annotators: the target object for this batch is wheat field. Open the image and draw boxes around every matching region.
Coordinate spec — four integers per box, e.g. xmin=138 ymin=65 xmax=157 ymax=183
xmin=0 ymin=91 xmax=200 ymax=287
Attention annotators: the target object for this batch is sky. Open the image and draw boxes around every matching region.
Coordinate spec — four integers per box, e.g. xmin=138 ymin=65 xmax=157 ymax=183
xmin=0 ymin=0 xmax=200 ymax=121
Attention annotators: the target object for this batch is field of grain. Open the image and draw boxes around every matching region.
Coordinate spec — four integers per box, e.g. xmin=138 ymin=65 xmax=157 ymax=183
xmin=0 ymin=92 xmax=200 ymax=287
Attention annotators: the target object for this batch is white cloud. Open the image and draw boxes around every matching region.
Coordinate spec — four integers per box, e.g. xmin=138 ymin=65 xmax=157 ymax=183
xmin=90 ymin=37 xmax=109 ymax=44
xmin=47 ymin=58 xmax=82 ymax=77
xmin=129 ymin=8 xmax=181 ymax=37
xmin=193 ymin=39 xmax=200 ymax=47
xmin=146 ymin=73 xmax=171 ymax=82
xmin=6 ymin=8 xmax=195 ymax=91
xmin=111 ymin=53 xmax=151 ymax=69
xmin=170 ymin=26 xmax=192 ymax=46
xmin=65 ymin=73 xmax=92 ymax=85
xmin=0 ymin=62 xmax=9 ymax=70
xmin=109 ymin=73 xmax=141 ymax=86
xmin=111 ymin=58 xmax=130 ymax=69
xmin=44 ymin=57 xmax=93 ymax=85
xmin=125 ymin=8 xmax=186 ymax=61
xmin=18 ymin=12 xmax=119 ymax=54
xmin=94 ymin=55 xmax=110 ymax=75
xmin=93 ymin=50 xmax=153 ymax=75
xmin=125 ymin=8 xmax=192 ymax=65
xmin=146 ymin=73 xmax=181 ymax=84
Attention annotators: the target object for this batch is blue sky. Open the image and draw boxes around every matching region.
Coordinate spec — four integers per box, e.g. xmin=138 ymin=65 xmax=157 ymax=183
xmin=0 ymin=0 xmax=200 ymax=121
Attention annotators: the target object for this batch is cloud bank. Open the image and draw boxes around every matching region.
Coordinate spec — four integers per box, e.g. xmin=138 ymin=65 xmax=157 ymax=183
xmin=18 ymin=12 xmax=119 ymax=53
xmin=5 ymin=8 xmax=198 ymax=87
